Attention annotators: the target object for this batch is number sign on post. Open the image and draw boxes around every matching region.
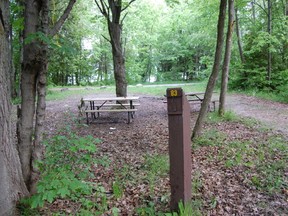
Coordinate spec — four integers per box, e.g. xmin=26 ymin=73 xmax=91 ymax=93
xmin=166 ymin=88 xmax=192 ymax=211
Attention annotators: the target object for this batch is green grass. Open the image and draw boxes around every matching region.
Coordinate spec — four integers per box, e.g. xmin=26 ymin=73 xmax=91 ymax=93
xmin=206 ymin=111 xmax=240 ymax=123
xmin=193 ymin=109 xmax=288 ymax=198
xmin=46 ymin=87 xmax=114 ymax=101
xmin=193 ymin=128 xmax=226 ymax=149
xmin=232 ymin=88 xmax=288 ymax=104
xmin=224 ymin=136 xmax=287 ymax=193
xmin=46 ymin=81 xmax=208 ymax=101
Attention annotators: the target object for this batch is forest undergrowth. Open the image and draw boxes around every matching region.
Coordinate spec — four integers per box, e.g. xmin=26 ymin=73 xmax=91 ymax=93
xmin=19 ymin=93 xmax=288 ymax=215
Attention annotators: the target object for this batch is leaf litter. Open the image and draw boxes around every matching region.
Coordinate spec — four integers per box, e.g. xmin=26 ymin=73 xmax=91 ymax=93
xmin=38 ymin=93 xmax=287 ymax=215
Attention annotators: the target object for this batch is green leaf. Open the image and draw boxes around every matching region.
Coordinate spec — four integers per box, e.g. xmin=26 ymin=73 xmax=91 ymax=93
xmin=58 ymin=187 xmax=70 ymax=198
xmin=30 ymin=194 xmax=44 ymax=208
xmin=43 ymin=190 xmax=57 ymax=203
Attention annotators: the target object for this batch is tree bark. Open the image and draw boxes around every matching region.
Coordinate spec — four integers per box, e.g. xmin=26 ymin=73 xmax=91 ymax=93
xmin=286 ymin=0 xmax=288 ymax=16
xmin=0 ymin=1 xmax=29 ymax=214
xmin=235 ymin=8 xmax=245 ymax=64
xmin=109 ymin=21 xmax=127 ymax=96
xmin=267 ymin=0 xmax=272 ymax=82
xmin=18 ymin=0 xmax=77 ymax=191
xmin=95 ymin=0 xmax=135 ymax=97
xmin=18 ymin=0 xmax=42 ymax=188
xmin=219 ymin=0 xmax=235 ymax=116
xmin=31 ymin=0 xmax=49 ymax=194
xmin=192 ymin=0 xmax=227 ymax=139
xmin=252 ymin=0 xmax=256 ymax=23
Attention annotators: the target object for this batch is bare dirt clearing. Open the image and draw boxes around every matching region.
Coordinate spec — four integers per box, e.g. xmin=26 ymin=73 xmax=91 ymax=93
xmin=42 ymin=92 xmax=287 ymax=215
xmin=227 ymin=94 xmax=288 ymax=139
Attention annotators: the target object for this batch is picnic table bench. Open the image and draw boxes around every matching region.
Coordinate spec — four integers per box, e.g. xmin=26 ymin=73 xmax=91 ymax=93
xmin=80 ymin=96 xmax=140 ymax=124
xmin=185 ymin=92 xmax=218 ymax=111
xmin=164 ymin=92 xmax=218 ymax=111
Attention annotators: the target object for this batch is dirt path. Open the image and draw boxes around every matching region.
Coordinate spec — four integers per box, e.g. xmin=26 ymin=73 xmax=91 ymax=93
xmin=226 ymin=94 xmax=288 ymax=139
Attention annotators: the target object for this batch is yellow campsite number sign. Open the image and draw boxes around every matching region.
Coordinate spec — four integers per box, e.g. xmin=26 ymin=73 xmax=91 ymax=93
xmin=170 ymin=89 xmax=178 ymax=97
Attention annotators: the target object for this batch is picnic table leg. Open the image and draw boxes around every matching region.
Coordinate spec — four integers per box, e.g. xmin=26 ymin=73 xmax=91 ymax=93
xmin=86 ymin=112 xmax=89 ymax=124
xmin=129 ymin=100 xmax=135 ymax=119
xmin=90 ymin=101 xmax=96 ymax=119
xmin=97 ymin=107 xmax=100 ymax=118
xmin=127 ymin=111 xmax=131 ymax=124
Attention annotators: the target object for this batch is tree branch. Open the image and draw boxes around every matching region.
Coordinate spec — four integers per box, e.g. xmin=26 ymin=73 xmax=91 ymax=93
xmin=121 ymin=12 xmax=128 ymax=25
xmin=252 ymin=1 xmax=268 ymax=16
xmin=0 ymin=8 xmax=5 ymax=32
xmin=95 ymin=0 xmax=110 ymax=18
xmin=101 ymin=34 xmax=111 ymax=44
xmin=94 ymin=0 xmax=104 ymax=14
xmin=121 ymin=0 xmax=136 ymax=12
xmin=48 ymin=0 xmax=77 ymax=37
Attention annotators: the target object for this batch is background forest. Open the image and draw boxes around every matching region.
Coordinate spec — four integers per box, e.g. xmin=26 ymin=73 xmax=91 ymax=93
xmin=10 ymin=0 xmax=288 ymax=99
xmin=1 ymin=0 xmax=287 ymax=214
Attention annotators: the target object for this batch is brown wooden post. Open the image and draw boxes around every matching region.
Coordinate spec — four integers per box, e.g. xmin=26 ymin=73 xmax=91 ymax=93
xmin=166 ymin=88 xmax=192 ymax=211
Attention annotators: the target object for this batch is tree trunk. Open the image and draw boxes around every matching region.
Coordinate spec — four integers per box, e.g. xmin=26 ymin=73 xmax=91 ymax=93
xmin=0 ymin=1 xmax=29 ymax=214
xmin=252 ymin=0 xmax=256 ymax=23
xmin=108 ymin=17 xmax=127 ymax=97
xmin=31 ymin=0 xmax=49 ymax=194
xmin=18 ymin=0 xmax=76 ymax=191
xmin=95 ymin=0 xmax=135 ymax=97
xmin=219 ymin=0 xmax=235 ymax=116
xmin=192 ymin=0 xmax=227 ymax=139
xmin=235 ymin=8 xmax=245 ymax=64
xmin=267 ymin=0 xmax=272 ymax=82
xmin=286 ymin=0 xmax=288 ymax=16
xmin=18 ymin=0 xmax=42 ymax=188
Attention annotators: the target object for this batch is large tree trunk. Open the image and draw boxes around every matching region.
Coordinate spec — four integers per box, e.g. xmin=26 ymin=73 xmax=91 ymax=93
xmin=18 ymin=0 xmax=42 ymax=189
xmin=95 ymin=0 xmax=136 ymax=97
xmin=192 ymin=0 xmax=227 ymax=139
xmin=109 ymin=21 xmax=127 ymax=97
xmin=18 ymin=0 xmax=76 ymax=191
xmin=31 ymin=0 xmax=49 ymax=194
xmin=219 ymin=0 xmax=235 ymax=116
xmin=0 ymin=1 xmax=29 ymax=214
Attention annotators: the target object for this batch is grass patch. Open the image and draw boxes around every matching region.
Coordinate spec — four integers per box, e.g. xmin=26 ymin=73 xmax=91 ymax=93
xmin=212 ymin=117 xmax=288 ymax=194
xmin=193 ymin=128 xmax=226 ymax=149
xmin=197 ymin=111 xmax=287 ymax=198
xmin=232 ymin=89 xmax=288 ymax=104
xmin=46 ymin=87 xmax=115 ymax=101
xmin=206 ymin=110 xmax=239 ymax=123
xmin=46 ymin=81 xmax=207 ymax=101
xmin=128 ymin=82 xmax=207 ymax=96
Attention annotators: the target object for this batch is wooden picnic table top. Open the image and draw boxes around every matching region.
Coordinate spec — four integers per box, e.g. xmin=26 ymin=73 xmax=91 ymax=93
xmin=185 ymin=92 xmax=217 ymax=96
xmin=82 ymin=96 xmax=139 ymax=102
xmin=185 ymin=92 xmax=205 ymax=96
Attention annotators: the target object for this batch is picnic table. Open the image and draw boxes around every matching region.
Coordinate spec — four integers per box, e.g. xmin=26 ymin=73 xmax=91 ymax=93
xmin=81 ymin=96 xmax=140 ymax=124
xmin=185 ymin=92 xmax=218 ymax=111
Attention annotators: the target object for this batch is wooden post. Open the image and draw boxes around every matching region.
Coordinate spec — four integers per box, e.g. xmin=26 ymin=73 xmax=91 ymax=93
xmin=166 ymin=88 xmax=192 ymax=211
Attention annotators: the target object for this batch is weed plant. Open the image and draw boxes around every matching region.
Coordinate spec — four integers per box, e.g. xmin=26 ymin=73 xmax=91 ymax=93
xmin=20 ymin=128 xmax=110 ymax=214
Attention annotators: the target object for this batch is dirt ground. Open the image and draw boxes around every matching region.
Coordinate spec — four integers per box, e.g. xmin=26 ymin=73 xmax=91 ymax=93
xmin=43 ymin=92 xmax=288 ymax=215
xmin=226 ymin=94 xmax=288 ymax=139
